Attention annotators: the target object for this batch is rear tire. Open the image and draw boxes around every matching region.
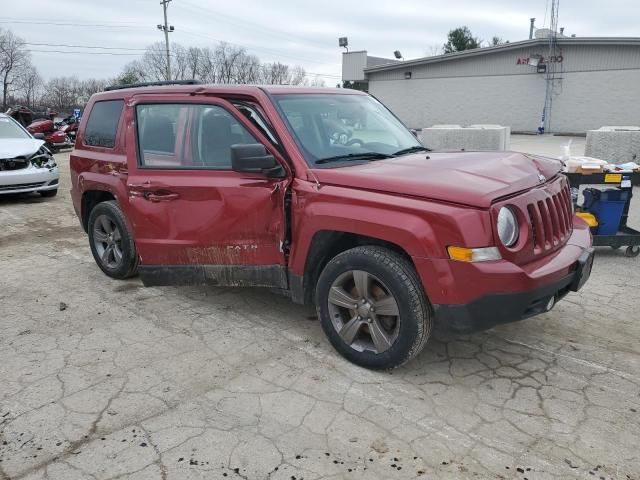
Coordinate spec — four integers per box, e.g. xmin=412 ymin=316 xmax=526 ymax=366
xmin=625 ymin=246 xmax=640 ymax=258
xmin=39 ymin=188 xmax=58 ymax=198
xmin=88 ymin=201 xmax=138 ymax=279
xmin=316 ymin=246 xmax=432 ymax=369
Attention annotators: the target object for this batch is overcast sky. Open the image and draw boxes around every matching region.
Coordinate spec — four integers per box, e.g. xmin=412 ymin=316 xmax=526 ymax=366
xmin=3 ymin=0 xmax=638 ymax=84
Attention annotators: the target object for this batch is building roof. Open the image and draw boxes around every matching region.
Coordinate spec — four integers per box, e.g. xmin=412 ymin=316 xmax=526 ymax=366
xmin=364 ymin=37 xmax=640 ymax=73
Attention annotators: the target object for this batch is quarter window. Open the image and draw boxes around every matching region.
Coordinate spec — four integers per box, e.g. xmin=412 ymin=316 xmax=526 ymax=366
xmin=136 ymin=103 xmax=258 ymax=169
xmin=84 ymin=100 xmax=124 ymax=148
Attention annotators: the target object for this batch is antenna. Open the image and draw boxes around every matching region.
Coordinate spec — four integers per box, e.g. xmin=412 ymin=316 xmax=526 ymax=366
xmin=529 ymin=18 xmax=536 ymax=39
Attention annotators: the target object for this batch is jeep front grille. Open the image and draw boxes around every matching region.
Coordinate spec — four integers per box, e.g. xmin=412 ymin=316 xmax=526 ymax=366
xmin=527 ymin=184 xmax=573 ymax=254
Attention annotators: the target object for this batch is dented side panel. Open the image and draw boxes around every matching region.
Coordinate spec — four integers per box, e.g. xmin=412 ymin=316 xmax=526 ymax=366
xmin=121 ymin=95 xmax=290 ymax=274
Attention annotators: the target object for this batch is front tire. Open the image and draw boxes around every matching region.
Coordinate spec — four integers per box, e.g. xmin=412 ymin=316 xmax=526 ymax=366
xmin=88 ymin=201 xmax=138 ymax=279
xmin=316 ymin=246 xmax=432 ymax=369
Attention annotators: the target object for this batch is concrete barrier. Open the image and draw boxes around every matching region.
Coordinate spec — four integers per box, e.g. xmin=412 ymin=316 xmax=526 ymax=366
xmin=419 ymin=125 xmax=510 ymax=151
xmin=585 ymin=126 xmax=640 ymax=164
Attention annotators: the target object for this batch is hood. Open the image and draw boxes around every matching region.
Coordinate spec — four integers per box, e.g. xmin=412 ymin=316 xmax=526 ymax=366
xmin=311 ymin=151 xmax=562 ymax=208
xmin=0 ymin=138 xmax=45 ymax=159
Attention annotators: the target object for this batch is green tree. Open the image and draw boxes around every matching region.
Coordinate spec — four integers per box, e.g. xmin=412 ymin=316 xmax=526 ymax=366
xmin=443 ymin=26 xmax=480 ymax=54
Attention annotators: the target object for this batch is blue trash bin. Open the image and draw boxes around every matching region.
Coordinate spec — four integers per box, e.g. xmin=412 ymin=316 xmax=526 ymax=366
xmin=583 ymin=188 xmax=629 ymax=235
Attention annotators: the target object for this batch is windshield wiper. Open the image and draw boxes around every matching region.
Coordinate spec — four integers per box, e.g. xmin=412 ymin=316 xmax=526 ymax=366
xmin=392 ymin=145 xmax=432 ymax=156
xmin=315 ymin=152 xmax=394 ymax=165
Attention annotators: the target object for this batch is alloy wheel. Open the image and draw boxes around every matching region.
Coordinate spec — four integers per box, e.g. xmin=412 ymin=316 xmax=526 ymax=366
xmin=92 ymin=214 xmax=124 ymax=269
xmin=327 ymin=270 xmax=400 ymax=354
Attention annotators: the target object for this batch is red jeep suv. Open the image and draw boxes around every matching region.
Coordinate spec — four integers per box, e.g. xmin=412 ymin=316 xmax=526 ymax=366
xmin=70 ymin=81 xmax=593 ymax=369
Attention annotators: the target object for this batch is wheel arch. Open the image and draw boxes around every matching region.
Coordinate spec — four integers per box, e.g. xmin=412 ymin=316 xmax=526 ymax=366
xmin=291 ymin=230 xmax=418 ymax=305
xmin=81 ymin=190 xmax=116 ymax=232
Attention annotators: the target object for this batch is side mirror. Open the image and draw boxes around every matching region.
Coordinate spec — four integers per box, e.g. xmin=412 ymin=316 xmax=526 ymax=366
xmin=409 ymin=128 xmax=420 ymax=138
xmin=33 ymin=132 xmax=45 ymax=140
xmin=231 ymin=144 xmax=285 ymax=177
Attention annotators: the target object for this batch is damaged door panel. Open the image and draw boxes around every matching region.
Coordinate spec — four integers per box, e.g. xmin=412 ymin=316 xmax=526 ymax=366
xmin=123 ymin=95 xmax=290 ymax=288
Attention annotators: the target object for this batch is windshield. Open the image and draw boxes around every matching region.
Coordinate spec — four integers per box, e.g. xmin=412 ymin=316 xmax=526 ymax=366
xmin=273 ymin=94 xmax=423 ymax=166
xmin=0 ymin=116 xmax=31 ymax=139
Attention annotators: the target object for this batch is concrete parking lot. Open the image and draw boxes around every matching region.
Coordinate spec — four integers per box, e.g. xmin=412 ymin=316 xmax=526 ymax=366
xmin=1 ymin=136 xmax=639 ymax=480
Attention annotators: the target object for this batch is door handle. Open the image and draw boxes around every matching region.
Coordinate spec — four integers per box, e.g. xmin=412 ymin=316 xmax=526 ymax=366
xmin=129 ymin=180 xmax=151 ymax=189
xmin=145 ymin=192 xmax=180 ymax=202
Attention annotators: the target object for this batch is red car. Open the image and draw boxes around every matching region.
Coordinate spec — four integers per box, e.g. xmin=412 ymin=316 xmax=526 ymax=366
xmin=70 ymin=82 xmax=593 ymax=369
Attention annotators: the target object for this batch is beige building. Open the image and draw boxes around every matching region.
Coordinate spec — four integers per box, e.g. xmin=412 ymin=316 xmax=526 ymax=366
xmin=342 ymin=37 xmax=640 ymax=134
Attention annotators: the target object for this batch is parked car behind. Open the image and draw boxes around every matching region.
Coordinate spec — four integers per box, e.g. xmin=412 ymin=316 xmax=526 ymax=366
xmin=70 ymin=82 xmax=593 ymax=369
xmin=0 ymin=113 xmax=59 ymax=197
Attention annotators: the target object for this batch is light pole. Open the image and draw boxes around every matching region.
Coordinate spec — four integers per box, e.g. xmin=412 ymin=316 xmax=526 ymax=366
xmin=158 ymin=0 xmax=174 ymax=80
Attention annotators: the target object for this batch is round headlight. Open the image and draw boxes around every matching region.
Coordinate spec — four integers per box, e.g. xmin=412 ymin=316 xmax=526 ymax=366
xmin=497 ymin=207 xmax=519 ymax=247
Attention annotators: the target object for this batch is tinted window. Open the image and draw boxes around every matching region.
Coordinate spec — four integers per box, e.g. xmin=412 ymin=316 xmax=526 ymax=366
xmin=84 ymin=100 xmax=124 ymax=148
xmin=136 ymin=104 xmax=258 ymax=169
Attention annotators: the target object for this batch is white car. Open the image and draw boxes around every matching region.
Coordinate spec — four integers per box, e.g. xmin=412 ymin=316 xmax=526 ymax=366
xmin=0 ymin=113 xmax=59 ymax=197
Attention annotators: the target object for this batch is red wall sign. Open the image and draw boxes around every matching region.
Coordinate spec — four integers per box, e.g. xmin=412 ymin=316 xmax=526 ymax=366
xmin=516 ymin=55 xmax=563 ymax=65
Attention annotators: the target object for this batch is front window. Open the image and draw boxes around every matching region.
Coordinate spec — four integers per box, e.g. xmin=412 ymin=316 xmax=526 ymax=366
xmin=136 ymin=103 xmax=259 ymax=169
xmin=0 ymin=117 xmax=31 ymax=139
xmin=273 ymin=94 xmax=424 ymax=167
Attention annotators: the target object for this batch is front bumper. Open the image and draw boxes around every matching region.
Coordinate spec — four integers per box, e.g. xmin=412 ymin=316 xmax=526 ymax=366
xmin=0 ymin=164 xmax=59 ymax=194
xmin=413 ymin=220 xmax=594 ymax=333
xmin=434 ymin=248 xmax=594 ymax=332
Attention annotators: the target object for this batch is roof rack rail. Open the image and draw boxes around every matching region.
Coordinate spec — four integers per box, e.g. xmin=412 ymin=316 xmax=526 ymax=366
xmin=104 ymin=80 xmax=202 ymax=91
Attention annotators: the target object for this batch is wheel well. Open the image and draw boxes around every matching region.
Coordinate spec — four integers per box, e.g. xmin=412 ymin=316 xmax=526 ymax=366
xmin=301 ymin=231 xmax=414 ymax=305
xmin=81 ymin=190 xmax=115 ymax=232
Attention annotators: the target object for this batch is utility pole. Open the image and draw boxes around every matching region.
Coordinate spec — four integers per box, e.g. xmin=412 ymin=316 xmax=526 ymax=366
xmin=157 ymin=0 xmax=174 ymax=80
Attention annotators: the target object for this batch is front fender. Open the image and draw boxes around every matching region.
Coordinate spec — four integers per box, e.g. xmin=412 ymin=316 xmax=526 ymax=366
xmin=288 ymin=180 xmax=493 ymax=275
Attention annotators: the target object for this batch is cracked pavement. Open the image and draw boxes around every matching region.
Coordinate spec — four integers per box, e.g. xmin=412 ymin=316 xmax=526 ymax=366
xmin=1 ymin=143 xmax=639 ymax=479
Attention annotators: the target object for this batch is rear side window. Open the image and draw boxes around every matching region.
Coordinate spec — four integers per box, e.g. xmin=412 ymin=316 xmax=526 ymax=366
xmin=84 ymin=100 xmax=124 ymax=148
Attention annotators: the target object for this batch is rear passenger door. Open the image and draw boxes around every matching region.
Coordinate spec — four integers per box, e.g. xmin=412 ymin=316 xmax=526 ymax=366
xmin=123 ymin=96 xmax=291 ymax=288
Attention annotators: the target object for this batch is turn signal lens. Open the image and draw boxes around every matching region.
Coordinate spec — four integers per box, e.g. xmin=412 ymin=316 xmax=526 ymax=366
xmin=447 ymin=246 xmax=502 ymax=262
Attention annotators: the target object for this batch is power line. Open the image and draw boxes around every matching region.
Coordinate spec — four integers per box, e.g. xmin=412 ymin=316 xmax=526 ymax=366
xmin=27 ymin=49 xmax=143 ymax=56
xmin=179 ymin=29 xmax=339 ymax=71
xmin=178 ymin=1 xmax=330 ymax=50
xmin=0 ymin=20 xmax=143 ymax=29
xmin=6 ymin=18 xmax=340 ymax=80
xmin=25 ymin=42 xmax=147 ymax=51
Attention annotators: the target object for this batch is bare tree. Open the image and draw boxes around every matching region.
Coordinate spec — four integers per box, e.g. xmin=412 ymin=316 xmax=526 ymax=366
xmin=309 ymin=76 xmax=326 ymax=87
xmin=42 ymin=77 xmax=81 ymax=111
xmin=215 ymin=42 xmax=246 ymax=84
xmin=79 ymin=78 xmax=108 ymax=104
xmin=117 ymin=60 xmax=147 ymax=85
xmin=261 ymin=62 xmax=289 ymax=85
xmin=288 ymin=65 xmax=306 ymax=86
xmin=116 ymin=41 xmax=315 ymax=86
xmin=171 ymin=44 xmax=189 ymax=80
xmin=425 ymin=44 xmax=443 ymax=56
xmin=19 ymin=65 xmax=42 ymax=108
xmin=185 ymin=46 xmax=203 ymax=80
xmin=198 ymin=47 xmax=219 ymax=83
xmin=235 ymin=53 xmax=261 ymax=84
xmin=0 ymin=29 xmax=32 ymax=109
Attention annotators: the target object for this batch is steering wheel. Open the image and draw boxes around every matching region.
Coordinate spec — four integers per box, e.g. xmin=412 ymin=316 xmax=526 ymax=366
xmin=345 ymin=138 xmax=364 ymax=146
